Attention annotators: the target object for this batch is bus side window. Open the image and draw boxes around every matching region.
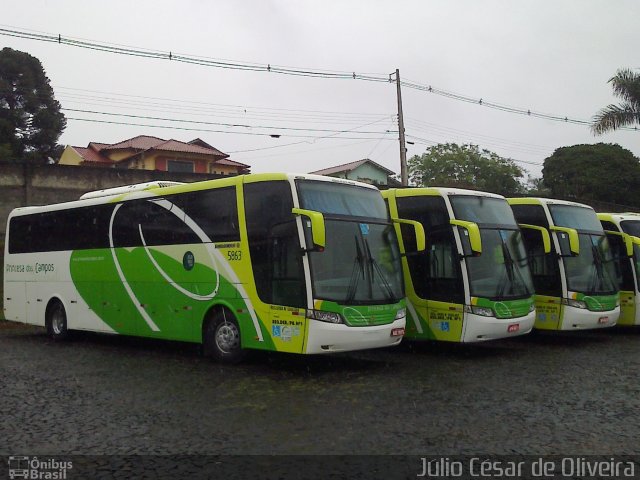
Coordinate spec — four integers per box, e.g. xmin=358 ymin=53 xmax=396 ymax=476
xmin=174 ymin=187 xmax=240 ymax=243
xmin=520 ymin=229 xmax=562 ymax=297
xmin=396 ymin=196 xmax=464 ymax=304
xmin=270 ymin=221 xmax=306 ymax=307
xmin=607 ymin=234 xmax=635 ymax=291
xmin=111 ymin=200 xmax=198 ymax=247
xmin=244 ymin=181 xmax=306 ymax=308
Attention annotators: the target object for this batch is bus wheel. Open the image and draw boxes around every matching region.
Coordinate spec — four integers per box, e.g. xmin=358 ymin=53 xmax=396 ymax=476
xmin=203 ymin=310 xmax=245 ymax=364
xmin=46 ymin=300 xmax=69 ymax=341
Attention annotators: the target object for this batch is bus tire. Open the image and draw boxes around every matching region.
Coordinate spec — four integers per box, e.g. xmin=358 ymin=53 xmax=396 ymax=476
xmin=203 ymin=309 xmax=245 ymax=364
xmin=46 ymin=300 xmax=69 ymax=341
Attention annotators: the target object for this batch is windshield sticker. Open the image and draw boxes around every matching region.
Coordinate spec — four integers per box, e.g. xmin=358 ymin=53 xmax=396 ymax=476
xmin=359 ymin=223 xmax=370 ymax=236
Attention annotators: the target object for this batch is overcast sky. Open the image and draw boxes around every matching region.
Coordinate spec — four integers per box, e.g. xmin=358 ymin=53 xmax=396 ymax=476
xmin=2 ymin=0 xmax=639 ymax=181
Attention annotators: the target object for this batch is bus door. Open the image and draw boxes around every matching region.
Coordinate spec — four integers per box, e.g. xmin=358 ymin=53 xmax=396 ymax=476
xmin=606 ymin=232 xmax=636 ymax=325
xmin=424 ymin=226 xmax=465 ymax=340
xmin=244 ymin=181 xmax=307 ymax=353
xmin=400 ymin=221 xmax=465 ymax=341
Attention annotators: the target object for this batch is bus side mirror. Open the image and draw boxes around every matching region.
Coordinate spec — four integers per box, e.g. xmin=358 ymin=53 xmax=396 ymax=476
xmin=292 ymin=208 xmax=326 ymax=250
xmin=450 ymin=219 xmax=482 ymax=255
xmin=518 ymin=224 xmax=551 ymax=254
xmin=550 ymin=226 xmax=580 ymax=256
xmin=604 ymin=230 xmax=633 ymax=257
xmin=392 ymin=218 xmax=426 ymax=252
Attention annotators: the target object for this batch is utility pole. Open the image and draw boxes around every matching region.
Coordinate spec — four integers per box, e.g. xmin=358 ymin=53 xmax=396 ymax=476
xmin=392 ymin=69 xmax=408 ymax=186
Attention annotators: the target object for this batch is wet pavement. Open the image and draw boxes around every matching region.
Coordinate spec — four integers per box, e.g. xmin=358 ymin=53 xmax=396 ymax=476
xmin=1 ymin=321 xmax=639 ymax=457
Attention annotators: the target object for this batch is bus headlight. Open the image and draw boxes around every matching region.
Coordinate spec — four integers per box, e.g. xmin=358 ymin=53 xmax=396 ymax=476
xmin=471 ymin=306 xmax=494 ymax=317
xmin=395 ymin=308 xmax=406 ymax=320
xmin=306 ymin=310 xmax=343 ymax=324
xmin=562 ymin=298 xmax=587 ymax=309
xmin=529 ymin=303 xmax=535 ymax=313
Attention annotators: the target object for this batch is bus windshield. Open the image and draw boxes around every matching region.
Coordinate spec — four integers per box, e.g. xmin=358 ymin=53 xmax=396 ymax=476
xmin=296 ymin=180 xmax=403 ymax=304
xmin=449 ymin=195 xmax=533 ymax=300
xmin=549 ymin=204 xmax=603 ymax=232
xmin=620 ymin=219 xmax=640 ymax=237
xmin=548 ymin=204 xmax=617 ymax=295
xmin=465 ymin=228 xmax=534 ymax=299
xmin=450 ymin=195 xmax=518 ymax=227
xmin=563 ymin=233 xmax=618 ymax=295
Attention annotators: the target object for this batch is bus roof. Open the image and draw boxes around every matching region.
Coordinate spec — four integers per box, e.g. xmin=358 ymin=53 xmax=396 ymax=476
xmin=384 ymin=187 xmax=506 ymax=200
xmin=7 ymin=172 xmax=380 ymax=218
xmin=507 ymin=197 xmax=594 ymax=210
xmin=597 ymin=212 xmax=640 ymax=225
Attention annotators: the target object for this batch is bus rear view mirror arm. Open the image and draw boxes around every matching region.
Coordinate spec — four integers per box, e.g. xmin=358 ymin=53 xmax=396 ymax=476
xmin=549 ymin=226 xmax=580 ymax=256
xmin=392 ymin=218 xmax=426 ymax=252
xmin=450 ymin=219 xmax=482 ymax=255
xmin=518 ymin=223 xmax=552 ymax=254
xmin=604 ymin=230 xmax=633 ymax=257
xmin=292 ymin=207 xmax=326 ymax=250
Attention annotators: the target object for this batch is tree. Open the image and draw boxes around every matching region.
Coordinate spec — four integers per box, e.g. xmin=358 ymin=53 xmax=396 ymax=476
xmin=542 ymin=143 xmax=640 ymax=207
xmin=591 ymin=68 xmax=640 ymax=134
xmin=407 ymin=143 xmax=526 ymax=195
xmin=524 ymin=175 xmax=551 ymax=196
xmin=0 ymin=47 xmax=66 ymax=162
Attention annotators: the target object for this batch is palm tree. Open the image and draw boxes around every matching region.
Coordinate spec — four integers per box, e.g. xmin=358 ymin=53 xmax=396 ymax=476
xmin=591 ymin=68 xmax=640 ymax=135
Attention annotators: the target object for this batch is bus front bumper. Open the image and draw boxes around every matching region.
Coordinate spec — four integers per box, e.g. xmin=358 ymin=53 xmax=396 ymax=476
xmin=560 ymin=305 xmax=619 ymax=330
xmin=462 ymin=310 xmax=536 ymax=342
xmin=304 ymin=317 xmax=406 ymax=354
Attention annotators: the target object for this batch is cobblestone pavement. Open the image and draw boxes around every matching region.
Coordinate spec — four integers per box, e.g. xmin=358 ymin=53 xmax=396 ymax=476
xmin=1 ymin=321 xmax=639 ymax=456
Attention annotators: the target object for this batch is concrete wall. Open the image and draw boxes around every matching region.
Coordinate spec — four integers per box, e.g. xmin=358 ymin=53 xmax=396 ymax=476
xmin=0 ymin=162 xmax=226 ymax=233
xmin=0 ymin=161 xmax=226 ymax=319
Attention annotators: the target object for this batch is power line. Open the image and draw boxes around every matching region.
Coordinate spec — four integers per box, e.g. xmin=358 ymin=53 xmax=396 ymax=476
xmin=404 ymin=134 xmax=545 ymax=169
xmin=53 ymin=86 xmax=393 ymax=123
xmin=232 ymin=139 xmax=377 ymax=160
xmin=65 ymin=116 xmax=397 ymax=141
xmin=406 ymin=117 xmax=554 ymax=152
xmin=61 ymin=108 xmax=398 ymax=136
xmin=2 ymin=25 xmax=637 ymax=132
xmin=401 ymin=78 xmax=638 ymax=132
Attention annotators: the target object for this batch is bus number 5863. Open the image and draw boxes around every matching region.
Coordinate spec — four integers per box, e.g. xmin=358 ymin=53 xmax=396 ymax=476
xmin=227 ymin=250 xmax=242 ymax=261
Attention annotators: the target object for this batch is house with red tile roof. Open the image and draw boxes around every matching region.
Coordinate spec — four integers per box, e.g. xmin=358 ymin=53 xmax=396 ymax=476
xmin=59 ymin=135 xmax=250 ymax=175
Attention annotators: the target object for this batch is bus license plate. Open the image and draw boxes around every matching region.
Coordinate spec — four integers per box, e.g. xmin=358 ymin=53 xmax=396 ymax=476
xmin=391 ymin=328 xmax=405 ymax=337
xmin=598 ymin=316 xmax=609 ymax=324
xmin=507 ymin=323 xmax=520 ymax=333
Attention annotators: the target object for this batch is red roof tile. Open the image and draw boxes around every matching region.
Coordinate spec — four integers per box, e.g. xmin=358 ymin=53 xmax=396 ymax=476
xmin=72 ymin=146 xmax=113 ymax=164
xmin=214 ymin=158 xmax=249 ymax=168
xmin=102 ymin=135 xmax=166 ymax=151
xmin=98 ymin=135 xmax=228 ymax=160
xmin=152 ymin=139 xmax=226 ymax=156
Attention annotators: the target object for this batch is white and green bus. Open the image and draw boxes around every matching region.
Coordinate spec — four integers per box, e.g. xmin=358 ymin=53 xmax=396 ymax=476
xmin=598 ymin=212 xmax=640 ymax=326
xmin=382 ymin=188 xmax=536 ymax=342
xmin=4 ymin=173 xmax=411 ymax=362
xmin=508 ymin=197 xmax=619 ymax=330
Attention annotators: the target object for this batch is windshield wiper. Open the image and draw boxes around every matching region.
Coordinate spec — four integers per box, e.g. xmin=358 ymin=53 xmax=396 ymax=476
xmin=363 ymin=238 xmax=396 ymax=302
xmin=497 ymin=234 xmax=530 ymax=297
xmin=588 ymin=240 xmax=615 ymax=293
xmin=346 ymin=235 xmax=365 ymax=302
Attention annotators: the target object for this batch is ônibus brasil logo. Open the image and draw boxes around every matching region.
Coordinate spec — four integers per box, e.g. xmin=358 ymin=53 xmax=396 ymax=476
xmin=8 ymin=456 xmax=72 ymax=479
